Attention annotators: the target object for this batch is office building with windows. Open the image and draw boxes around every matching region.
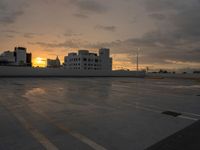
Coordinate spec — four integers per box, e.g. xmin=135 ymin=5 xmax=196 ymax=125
xmin=64 ymin=48 xmax=112 ymax=71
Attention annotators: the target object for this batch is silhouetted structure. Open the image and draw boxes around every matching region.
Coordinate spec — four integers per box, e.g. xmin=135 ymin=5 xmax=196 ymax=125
xmin=0 ymin=47 xmax=32 ymax=67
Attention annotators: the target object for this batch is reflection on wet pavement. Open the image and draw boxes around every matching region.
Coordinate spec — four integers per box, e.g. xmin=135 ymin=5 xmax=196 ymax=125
xmin=0 ymin=78 xmax=200 ymax=150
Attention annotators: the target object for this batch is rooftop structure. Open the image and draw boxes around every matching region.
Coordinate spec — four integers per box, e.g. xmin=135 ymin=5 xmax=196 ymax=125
xmin=47 ymin=56 xmax=61 ymax=68
xmin=0 ymin=51 xmax=15 ymax=65
xmin=0 ymin=47 xmax=32 ymax=66
xmin=64 ymin=48 xmax=112 ymax=71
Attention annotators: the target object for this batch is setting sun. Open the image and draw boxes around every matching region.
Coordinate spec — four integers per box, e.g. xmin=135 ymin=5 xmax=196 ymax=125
xmin=33 ymin=57 xmax=46 ymax=67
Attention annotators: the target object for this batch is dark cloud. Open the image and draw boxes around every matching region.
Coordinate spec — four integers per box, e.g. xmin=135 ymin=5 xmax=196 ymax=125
xmin=23 ymin=33 xmax=42 ymax=38
xmin=148 ymin=13 xmax=166 ymax=20
xmin=0 ymin=0 xmax=26 ymax=25
xmin=144 ymin=0 xmax=187 ymax=12
xmin=128 ymin=0 xmax=200 ymax=65
xmin=73 ymin=13 xmax=89 ymax=19
xmin=29 ymin=35 xmax=200 ymax=67
xmin=5 ymin=35 xmax=14 ymax=39
xmin=1 ymin=0 xmax=199 ymax=69
xmin=29 ymin=39 xmax=88 ymax=49
xmin=0 ymin=11 xmax=24 ymax=24
xmin=64 ymin=30 xmax=82 ymax=37
xmin=95 ymin=25 xmax=116 ymax=32
xmin=69 ymin=0 xmax=108 ymax=19
xmin=2 ymin=30 xmax=20 ymax=34
xmin=29 ymin=38 xmax=122 ymax=52
xmin=2 ymin=29 xmax=42 ymax=39
xmin=71 ymin=0 xmax=107 ymax=13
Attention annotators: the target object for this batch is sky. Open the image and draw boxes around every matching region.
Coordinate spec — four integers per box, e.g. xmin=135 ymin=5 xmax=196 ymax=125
xmin=0 ymin=0 xmax=200 ymax=70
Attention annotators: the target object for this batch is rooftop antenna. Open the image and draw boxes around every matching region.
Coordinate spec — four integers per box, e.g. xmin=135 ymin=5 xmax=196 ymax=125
xmin=136 ymin=48 xmax=140 ymax=71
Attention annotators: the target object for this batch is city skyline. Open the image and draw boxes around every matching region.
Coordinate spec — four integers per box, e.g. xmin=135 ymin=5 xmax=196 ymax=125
xmin=0 ymin=0 xmax=200 ymax=70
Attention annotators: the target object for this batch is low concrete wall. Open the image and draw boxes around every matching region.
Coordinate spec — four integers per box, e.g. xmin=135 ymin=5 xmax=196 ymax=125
xmin=0 ymin=66 xmax=146 ymax=77
xmin=146 ymin=73 xmax=200 ymax=80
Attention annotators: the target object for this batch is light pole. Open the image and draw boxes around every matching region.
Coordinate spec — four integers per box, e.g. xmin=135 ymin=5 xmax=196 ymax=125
xmin=136 ymin=48 xmax=140 ymax=71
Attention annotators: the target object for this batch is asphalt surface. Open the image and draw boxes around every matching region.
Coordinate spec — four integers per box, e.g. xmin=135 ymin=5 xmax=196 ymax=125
xmin=0 ymin=78 xmax=199 ymax=150
xmin=146 ymin=119 xmax=200 ymax=150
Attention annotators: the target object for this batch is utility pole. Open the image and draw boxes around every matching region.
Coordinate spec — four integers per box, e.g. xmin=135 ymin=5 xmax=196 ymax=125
xmin=136 ymin=48 xmax=140 ymax=71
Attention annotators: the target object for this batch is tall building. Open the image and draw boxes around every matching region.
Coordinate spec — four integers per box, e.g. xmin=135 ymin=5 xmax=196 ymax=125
xmin=26 ymin=53 xmax=32 ymax=67
xmin=14 ymin=47 xmax=27 ymax=65
xmin=0 ymin=47 xmax=32 ymax=66
xmin=64 ymin=48 xmax=112 ymax=71
xmin=99 ymin=48 xmax=112 ymax=71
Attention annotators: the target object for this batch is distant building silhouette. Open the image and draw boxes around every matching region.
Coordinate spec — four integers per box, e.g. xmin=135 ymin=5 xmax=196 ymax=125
xmin=47 ymin=56 xmax=61 ymax=68
xmin=64 ymin=48 xmax=112 ymax=71
xmin=0 ymin=47 xmax=32 ymax=66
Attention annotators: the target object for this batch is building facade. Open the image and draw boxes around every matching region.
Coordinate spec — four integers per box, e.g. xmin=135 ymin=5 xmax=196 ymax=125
xmin=0 ymin=51 xmax=15 ymax=65
xmin=14 ymin=47 xmax=27 ymax=65
xmin=47 ymin=56 xmax=61 ymax=68
xmin=64 ymin=48 xmax=112 ymax=71
xmin=0 ymin=47 xmax=32 ymax=66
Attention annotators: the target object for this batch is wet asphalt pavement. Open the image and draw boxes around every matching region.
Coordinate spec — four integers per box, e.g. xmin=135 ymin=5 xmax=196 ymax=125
xmin=0 ymin=78 xmax=200 ymax=150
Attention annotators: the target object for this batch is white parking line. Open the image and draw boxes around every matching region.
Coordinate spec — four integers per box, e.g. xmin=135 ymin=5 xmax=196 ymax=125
xmin=126 ymin=103 xmax=199 ymax=121
xmin=57 ymin=123 xmax=107 ymax=150
xmin=179 ymin=115 xmax=198 ymax=121
xmin=34 ymin=109 xmax=108 ymax=150
xmin=2 ymin=104 xmax=59 ymax=150
xmin=15 ymin=113 xmax=59 ymax=150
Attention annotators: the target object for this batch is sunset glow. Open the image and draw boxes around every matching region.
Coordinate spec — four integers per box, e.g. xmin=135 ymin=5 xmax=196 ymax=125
xmin=0 ymin=0 xmax=199 ymax=71
xmin=33 ymin=57 xmax=46 ymax=67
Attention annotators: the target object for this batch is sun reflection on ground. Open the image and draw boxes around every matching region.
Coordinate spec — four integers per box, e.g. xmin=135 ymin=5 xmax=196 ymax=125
xmin=23 ymin=88 xmax=46 ymax=98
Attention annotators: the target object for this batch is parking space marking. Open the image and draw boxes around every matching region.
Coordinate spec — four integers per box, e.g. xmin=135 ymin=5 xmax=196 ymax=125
xmin=33 ymin=109 xmax=107 ymax=150
xmin=1 ymin=102 xmax=59 ymax=150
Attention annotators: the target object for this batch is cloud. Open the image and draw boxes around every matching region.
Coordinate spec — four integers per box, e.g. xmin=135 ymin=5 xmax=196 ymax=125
xmin=95 ymin=25 xmax=117 ymax=32
xmin=2 ymin=30 xmax=20 ymax=34
xmin=71 ymin=0 xmax=107 ymax=13
xmin=2 ymin=0 xmax=198 ymax=69
xmin=2 ymin=29 xmax=42 ymax=39
xmin=29 ymin=39 xmax=89 ymax=49
xmin=23 ymin=33 xmax=42 ymax=38
xmin=144 ymin=0 xmax=187 ymax=12
xmin=69 ymin=0 xmax=108 ymax=18
xmin=148 ymin=13 xmax=166 ymax=20
xmin=64 ymin=31 xmax=82 ymax=37
xmin=73 ymin=13 xmax=89 ymax=19
xmin=126 ymin=0 xmax=200 ymax=65
xmin=0 ymin=0 xmax=27 ymax=25
xmin=30 ymin=35 xmax=200 ymax=69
